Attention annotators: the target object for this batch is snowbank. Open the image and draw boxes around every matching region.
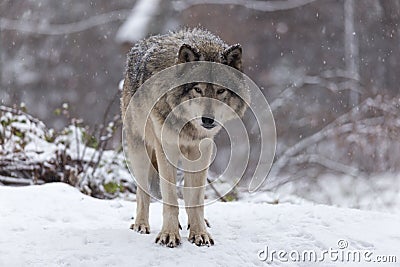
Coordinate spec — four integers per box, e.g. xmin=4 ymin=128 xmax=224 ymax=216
xmin=0 ymin=183 xmax=399 ymax=266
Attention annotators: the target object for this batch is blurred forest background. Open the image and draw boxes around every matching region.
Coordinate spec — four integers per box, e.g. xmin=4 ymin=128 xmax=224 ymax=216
xmin=1 ymin=0 xmax=399 ymax=209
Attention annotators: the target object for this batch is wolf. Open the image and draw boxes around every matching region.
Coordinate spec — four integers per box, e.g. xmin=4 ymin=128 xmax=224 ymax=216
xmin=121 ymin=28 xmax=249 ymax=247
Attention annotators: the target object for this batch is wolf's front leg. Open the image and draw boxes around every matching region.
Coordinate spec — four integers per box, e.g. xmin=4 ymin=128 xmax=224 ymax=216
xmin=154 ymin=142 xmax=181 ymax=247
xmin=183 ymin=145 xmax=214 ymax=247
xmin=126 ymin=134 xmax=151 ymax=234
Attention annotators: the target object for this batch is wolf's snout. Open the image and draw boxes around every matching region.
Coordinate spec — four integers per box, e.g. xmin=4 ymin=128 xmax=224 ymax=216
xmin=201 ymin=116 xmax=216 ymax=129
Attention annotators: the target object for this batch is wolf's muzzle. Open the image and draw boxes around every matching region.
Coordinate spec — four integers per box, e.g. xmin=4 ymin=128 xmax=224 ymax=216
xmin=201 ymin=116 xmax=216 ymax=129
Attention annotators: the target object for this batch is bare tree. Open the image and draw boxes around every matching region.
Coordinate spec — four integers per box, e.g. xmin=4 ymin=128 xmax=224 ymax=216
xmin=116 ymin=0 xmax=177 ymax=46
xmin=344 ymin=0 xmax=360 ymax=106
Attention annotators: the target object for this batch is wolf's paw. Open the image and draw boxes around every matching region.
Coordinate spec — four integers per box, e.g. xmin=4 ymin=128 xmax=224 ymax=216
xmin=187 ymin=218 xmax=211 ymax=230
xmin=155 ymin=230 xmax=181 ymax=248
xmin=130 ymin=223 xmax=150 ymax=234
xmin=189 ymin=230 xmax=214 ymax=247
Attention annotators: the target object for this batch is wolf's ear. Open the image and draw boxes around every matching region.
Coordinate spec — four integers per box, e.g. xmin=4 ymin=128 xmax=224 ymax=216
xmin=178 ymin=44 xmax=199 ymax=63
xmin=222 ymin=44 xmax=242 ymax=70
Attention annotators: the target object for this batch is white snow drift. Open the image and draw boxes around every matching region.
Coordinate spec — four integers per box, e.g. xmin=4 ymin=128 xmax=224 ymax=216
xmin=0 ymin=183 xmax=399 ymax=266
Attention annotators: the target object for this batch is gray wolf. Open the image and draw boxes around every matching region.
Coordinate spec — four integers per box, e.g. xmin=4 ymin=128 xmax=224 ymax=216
xmin=121 ymin=28 xmax=248 ymax=247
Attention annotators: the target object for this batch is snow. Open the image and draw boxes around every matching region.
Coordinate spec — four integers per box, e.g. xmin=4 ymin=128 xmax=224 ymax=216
xmin=0 ymin=107 xmax=134 ymax=197
xmin=244 ymin=173 xmax=400 ymax=214
xmin=1 ymin=183 xmax=399 ymax=266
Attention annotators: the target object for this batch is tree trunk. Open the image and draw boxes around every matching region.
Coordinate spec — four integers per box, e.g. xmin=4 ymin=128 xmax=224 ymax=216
xmin=344 ymin=0 xmax=360 ymax=107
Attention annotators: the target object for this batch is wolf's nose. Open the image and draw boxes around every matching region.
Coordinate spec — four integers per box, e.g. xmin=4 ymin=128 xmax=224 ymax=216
xmin=201 ymin=116 xmax=215 ymax=129
xmin=202 ymin=116 xmax=214 ymax=125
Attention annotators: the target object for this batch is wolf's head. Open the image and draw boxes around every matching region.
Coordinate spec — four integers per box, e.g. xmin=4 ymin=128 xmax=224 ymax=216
xmin=177 ymin=43 xmax=243 ymax=71
xmin=167 ymin=43 xmax=249 ymax=137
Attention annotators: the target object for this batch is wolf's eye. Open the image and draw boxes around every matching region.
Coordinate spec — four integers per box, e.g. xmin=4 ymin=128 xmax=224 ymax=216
xmin=216 ymin=89 xmax=226 ymax=94
xmin=194 ymin=87 xmax=202 ymax=94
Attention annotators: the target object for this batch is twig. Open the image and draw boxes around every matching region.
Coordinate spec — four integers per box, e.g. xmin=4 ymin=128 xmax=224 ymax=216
xmin=80 ymin=124 xmax=98 ymax=162
xmin=91 ymin=114 xmax=120 ymax=175
xmin=207 ymin=177 xmax=228 ymax=202
xmin=73 ymin=119 xmax=81 ymax=160
xmin=91 ymin=90 xmax=121 ymax=176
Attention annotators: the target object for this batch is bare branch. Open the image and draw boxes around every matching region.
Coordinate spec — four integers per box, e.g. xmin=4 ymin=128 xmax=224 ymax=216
xmin=270 ymin=70 xmax=362 ymax=111
xmin=289 ymin=154 xmax=359 ymax=176
xmin=173 ymin=0 xmax=318 ymax=12
xmin=0 ymin=9 xmax=131 ymax=35
xmin=269 ymin=96 xmax=384 ymax=179
xmin=320 ymin=69 xmax=356 ymax=79
xmin=0 ymin=175 xmax=33 ymax=185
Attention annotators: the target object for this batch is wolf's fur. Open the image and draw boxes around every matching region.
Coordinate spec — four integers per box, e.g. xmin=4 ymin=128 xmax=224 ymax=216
xmin=121 ymin=28 xmax=248 ymax=247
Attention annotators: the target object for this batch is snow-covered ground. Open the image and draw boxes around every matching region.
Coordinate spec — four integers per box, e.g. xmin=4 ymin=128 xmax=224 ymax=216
xmin=244 ymin=173 xmax=400 ymax=213
xmin=1 ymin=183 xmax=399 ymax=266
